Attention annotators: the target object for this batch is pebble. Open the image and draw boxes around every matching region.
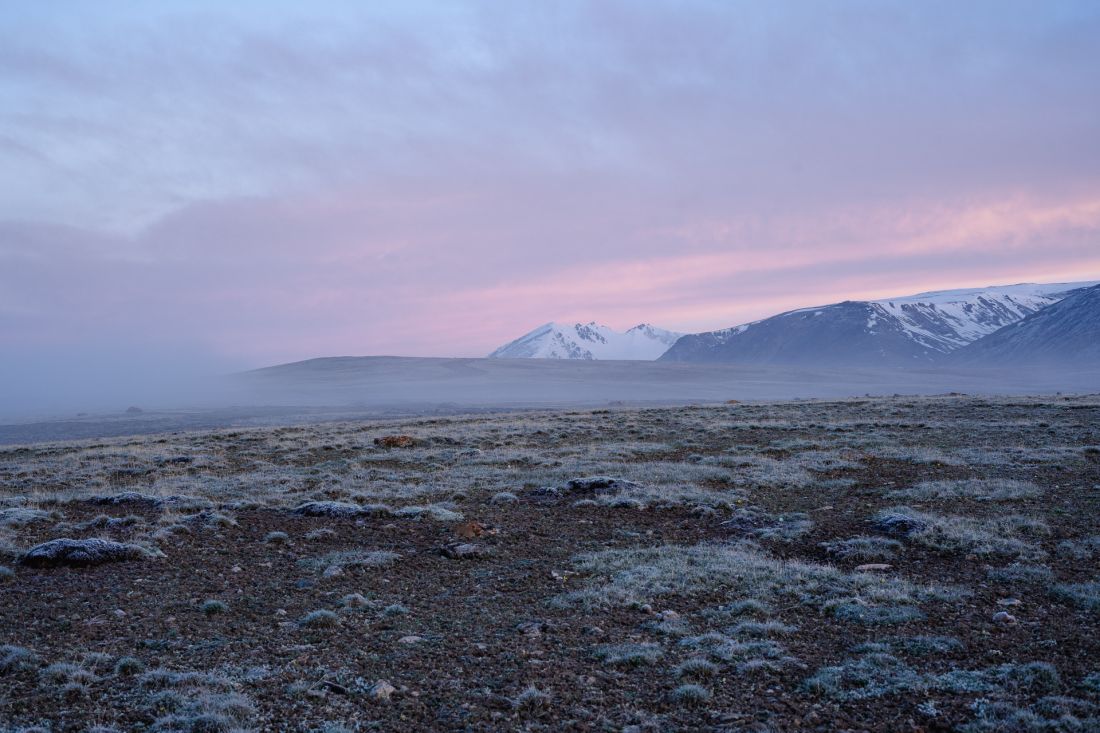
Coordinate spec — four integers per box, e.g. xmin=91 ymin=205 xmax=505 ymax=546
xmin=997 ymin=598 xmax=1022 ymax=607
xmin=440 ymin=542 xmax=491 ymax=559
xmin=993 ymin=611 xmax=1018 ymax=625
xmin=397 ymin=635 xmax=425 ymax=645
xmin=367 ymin=680 xmax=396 ymax=701
xmin=516 ymin=621 xmax=544 ymax=637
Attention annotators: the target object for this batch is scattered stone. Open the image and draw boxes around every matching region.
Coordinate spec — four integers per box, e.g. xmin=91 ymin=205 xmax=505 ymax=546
xmin=366 ymin=680 xmax=397 ymax=701
xmin=565 ymin=476 xmax=642 ymax=495
xmin=440 ymin=542 xmax=491 ymax=559
xmin=997 ymin=598 xmax=1023 ymax=607
xmin=516 ymin=621 xmax=545 ymax=637
xmin=374 ymin=435 xmax=417 ymax=448
xmin=993 ymin=611 xmax=1018 ymax=625
xmin=19 ymin=538 xmax=156 ymax=568
xmin=455 ymin=521 xmax=498 ymax=539
xmin=316 ymin=680 xmax=351 ymax=696
xmin=397 ymin=635 xmax=424 ymax=645
xmin=873 ymin=509 xmax=928 ymax=537
xmin=855 ymin=563 xmax=893 ymax=572
xmin=292 ymin=501 xmax=366 ymax=518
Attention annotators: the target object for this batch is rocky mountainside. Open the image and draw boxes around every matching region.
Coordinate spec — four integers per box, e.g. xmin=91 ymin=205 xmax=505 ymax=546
xmin=950 ymin=284 xmax=1100 ymax=365
xmin=659 ymin=282 xmax=1095 ymax=366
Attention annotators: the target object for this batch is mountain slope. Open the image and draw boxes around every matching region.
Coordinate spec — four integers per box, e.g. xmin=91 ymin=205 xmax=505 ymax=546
xmin=489 ymin=322 xmax=681 ymax=360
xmin=949 ymin=284 xmax=1100 ymax=365
xmin=660 ymin=282 xmax=1096 ymax=366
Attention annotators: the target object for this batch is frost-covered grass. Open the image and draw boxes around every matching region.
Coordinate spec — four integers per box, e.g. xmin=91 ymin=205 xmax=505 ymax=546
xmin=554 ymin=541 xmax=923 ymax=613
xmin=820 ymin=536 xmax=903 ymax=561
xmin=889 ymin=479 xmax=1042 ymax=502
xmin=299 ymin=550 xmax=401 ymax=574
xmin=875 ymin=506 xmax=1049 ymax=560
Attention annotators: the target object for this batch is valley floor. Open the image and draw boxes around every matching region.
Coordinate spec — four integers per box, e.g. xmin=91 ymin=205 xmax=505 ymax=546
xmin=1 ymin=395 xmax=1099 ymax=731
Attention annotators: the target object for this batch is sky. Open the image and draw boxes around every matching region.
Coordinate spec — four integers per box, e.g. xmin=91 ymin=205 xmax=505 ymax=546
xmin=2 ymin=0 xmax=1100 ymax=380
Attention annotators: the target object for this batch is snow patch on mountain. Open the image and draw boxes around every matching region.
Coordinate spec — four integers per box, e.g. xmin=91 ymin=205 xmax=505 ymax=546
xmin=866 ymin=282 xmax=1096 ymax=350
xmin=489 ymin=322 xmax=682 ymax=360
xmin=754 ymin=281 xmax=1094 ymax=351
xmin=660 ymin=281 xmax=1098 ymax=366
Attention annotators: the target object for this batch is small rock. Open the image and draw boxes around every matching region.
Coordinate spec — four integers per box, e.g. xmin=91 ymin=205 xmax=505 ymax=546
xmin=440 ymin=542 xmax=491 ymax=559
xmin=993 ymin=611 xmax=1018 ymax=625
xmin=658 ymin=610 xmax=681 ymax=621
xmin=19 ymin=538 xmax=155 ymax=568
xmin=565 ymin=476 xmax=642 ymax=495
xmin=516 ymin=621 xmax=544 ymax=637
xmin=855 ymin=563 xmax=893 ymax=572
xmin=583 ymin=626 xmax=605 ymax=636
xmin=293 ymin=501 xmax=367 ymax=518
xmin=367 ymin=680 xmax=397 ymax=701
xmin=456 ymin=521 xmax=498 ymax=539
xmin=997 ymin=598 xmax=1022 ymax=607
xmin=374 ymin=435 xmax=417 ymax=449
xmin=873 ymin=510 xmax=927 ymax=537
xmin=397 ymin=635 xmax=425 ymax=645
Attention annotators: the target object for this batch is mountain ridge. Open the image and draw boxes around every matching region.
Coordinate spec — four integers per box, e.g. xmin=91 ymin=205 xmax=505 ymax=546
xmin=489 ymin=322 xmax=681 ymax=360
xmin=949 ymin=284 xmax=1100 ymax=365
xmin=660 ymin=281 xmax=1097 ymax=366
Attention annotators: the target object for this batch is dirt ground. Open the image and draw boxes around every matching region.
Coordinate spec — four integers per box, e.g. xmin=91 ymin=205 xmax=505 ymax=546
xmin=1 ymin=395 xmax=1098 ymax=731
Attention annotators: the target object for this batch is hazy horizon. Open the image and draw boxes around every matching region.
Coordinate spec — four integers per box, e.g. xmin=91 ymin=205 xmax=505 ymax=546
xmin=3 ymin=1 xmax=1099 ymax=413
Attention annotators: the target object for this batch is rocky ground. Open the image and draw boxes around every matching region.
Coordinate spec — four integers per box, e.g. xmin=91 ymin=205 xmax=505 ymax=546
xmin=0 ymin=395 xmax=1098 ymax=732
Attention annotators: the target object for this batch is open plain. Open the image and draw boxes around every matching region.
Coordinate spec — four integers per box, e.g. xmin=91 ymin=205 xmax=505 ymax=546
xmin=1 ymin=395 xmax=1099 ymax=731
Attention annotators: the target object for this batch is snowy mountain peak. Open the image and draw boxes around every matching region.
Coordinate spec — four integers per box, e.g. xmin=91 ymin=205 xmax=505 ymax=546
xmin=489 ymin=322 xmax=683 ymax=360
xmin=661 ymin=280 xmax=1098 ymax=366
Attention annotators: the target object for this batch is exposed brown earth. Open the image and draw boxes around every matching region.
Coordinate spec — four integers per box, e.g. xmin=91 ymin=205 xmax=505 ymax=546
xmin=0 ymin=395 xmax=1098 ymax=731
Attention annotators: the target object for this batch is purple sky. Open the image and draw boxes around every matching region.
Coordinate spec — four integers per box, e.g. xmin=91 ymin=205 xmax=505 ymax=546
xmin=2 ymin=1 xmax=1100 ymax=372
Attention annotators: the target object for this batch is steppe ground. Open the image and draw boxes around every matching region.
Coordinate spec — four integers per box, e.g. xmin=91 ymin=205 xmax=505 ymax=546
xmin=1 ymin=395 xmax=1098 ymax=732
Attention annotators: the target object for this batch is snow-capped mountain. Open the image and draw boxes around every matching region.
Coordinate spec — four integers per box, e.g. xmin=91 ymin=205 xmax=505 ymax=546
xmin=489 ymin=322 xmax=682 ymax=360
xmin=950 ymin=284 xmax=1100 ymax=365
xmin=659 ymin=282 xmax=1097 ymax=366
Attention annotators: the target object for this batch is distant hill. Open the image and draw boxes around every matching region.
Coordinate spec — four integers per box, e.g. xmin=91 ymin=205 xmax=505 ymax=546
xmin=950 ymin=284 xmax=1100 ymax=365
xmin=660 ymin=282 xmax=1096 ymax=366
xmin=488 ymin=322 xmax=681 ymax=360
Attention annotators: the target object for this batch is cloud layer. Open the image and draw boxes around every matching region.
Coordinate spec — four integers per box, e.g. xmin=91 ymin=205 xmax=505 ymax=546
xmin=2 ymin=0 xmax=1099 ymax=371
